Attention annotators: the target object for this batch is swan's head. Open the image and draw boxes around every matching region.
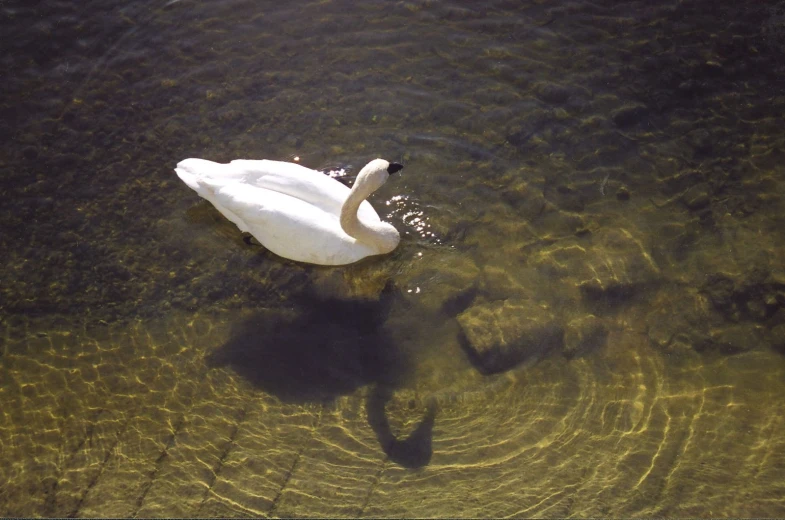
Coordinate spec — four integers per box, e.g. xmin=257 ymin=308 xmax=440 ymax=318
xmin=340 ymin=158 xmax=403 ymax=254
xmin=354 ymin=158 xmax=404 ymax=194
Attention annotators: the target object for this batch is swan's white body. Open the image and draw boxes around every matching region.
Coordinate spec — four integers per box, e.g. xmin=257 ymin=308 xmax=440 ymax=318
xmin=174 ymin=158 xmax=402 ymax=265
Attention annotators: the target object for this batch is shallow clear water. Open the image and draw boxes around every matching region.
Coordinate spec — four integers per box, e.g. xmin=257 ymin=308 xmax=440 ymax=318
xmin=2 ymin=0 xmax=785 ymax=516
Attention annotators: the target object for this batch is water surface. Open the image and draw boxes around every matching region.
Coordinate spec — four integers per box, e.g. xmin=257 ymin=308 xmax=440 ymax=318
xmin=2 ymin=0 xmax=785 ymax=516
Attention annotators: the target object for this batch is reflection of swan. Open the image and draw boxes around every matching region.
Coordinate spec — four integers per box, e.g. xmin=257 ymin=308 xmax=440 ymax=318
xmin=175 ymin=158 xmax=404 ymax=265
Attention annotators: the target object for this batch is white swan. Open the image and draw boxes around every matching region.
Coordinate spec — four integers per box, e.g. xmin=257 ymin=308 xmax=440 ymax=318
xmin=174 ymin=157 xmax=404 ymax=265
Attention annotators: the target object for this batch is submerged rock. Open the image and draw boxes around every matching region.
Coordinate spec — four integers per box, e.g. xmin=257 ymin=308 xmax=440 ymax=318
xmin=578 ymin=228 xmax=661 ymax=304
xmin=658 ymin=168 xmax=704 ymax=197
xmin=457 ymin=299 xmax=563 ymax=374
xmin=532 ymin=227 xmax=660 ymax=309
xmin=563 ymin=314 xmax=608 ymax=357
xmin=701 ymin=273 xmax=737 ymax=317
xmin=686 ymin=128 xmax=713 ymax=154
xmin=681 ymin=183 xmax=711 ymax=210
xmin=543 ymin=182 xmax=587 ymax=212
xmin=769 ymin=323 xmax=785 ymax=354
xmin=699 ymin=324 xmax=765 ymax=354
xmin=650 ymin=222 xmax=700 ymax=268
xmin=534 ymin=82 xmax=572 ymax=104
xmin=500 ymin=179 xmax=549 ymax=221
xmin=700 ymin=266 xmax=785 ymax=324
xmin=646 ymin=284 xmax=773 ymax=355
xmin=611 ymin=103 xmax=648 ymax=128
xmin=397 ymin=252 xmax=480 ymax=316
xmin=646 ymin=291 xmax=714 ymax=353
xmin=310 ymin=266 xmax=393 ymax=303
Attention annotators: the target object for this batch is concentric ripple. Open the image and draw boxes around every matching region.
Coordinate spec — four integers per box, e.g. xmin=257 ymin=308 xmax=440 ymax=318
xmin=2 ymin=310 xmax=784 ymax=517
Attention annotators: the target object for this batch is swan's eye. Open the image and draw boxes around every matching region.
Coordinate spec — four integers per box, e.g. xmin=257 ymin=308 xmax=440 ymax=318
xmin=387 ymin=162 xmax=404 ymax=174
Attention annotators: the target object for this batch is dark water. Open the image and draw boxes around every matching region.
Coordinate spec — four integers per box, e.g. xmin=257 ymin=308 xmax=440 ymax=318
xmin=2 ymin=0 xmax=785 ymax=516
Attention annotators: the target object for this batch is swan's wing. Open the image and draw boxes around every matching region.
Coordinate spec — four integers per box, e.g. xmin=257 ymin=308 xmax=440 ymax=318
xmin=212 ymin=183 xmax=376 ymax=265
xmin=176 ymin=158 xmax=381 ymax=224
xmin=176 ymin=159 xmax=320 ymax=194
xmin=230 ymin=159 xmax=381 ymax=222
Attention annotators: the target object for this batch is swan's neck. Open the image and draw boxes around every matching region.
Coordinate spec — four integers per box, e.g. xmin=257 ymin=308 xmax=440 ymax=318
xmin=340 ymin=181 xmax=399 ymax=254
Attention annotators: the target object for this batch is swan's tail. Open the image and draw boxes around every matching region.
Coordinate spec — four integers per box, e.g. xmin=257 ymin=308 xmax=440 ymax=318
xmin=174 ymin=158 xmax=221 ymax=191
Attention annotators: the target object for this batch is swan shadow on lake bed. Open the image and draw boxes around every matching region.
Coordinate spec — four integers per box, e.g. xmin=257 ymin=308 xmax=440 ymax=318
xmin=206 ymin=282 xmax=436 ymax=467
xmin=366 ymin=385 xmax=436 ymax=468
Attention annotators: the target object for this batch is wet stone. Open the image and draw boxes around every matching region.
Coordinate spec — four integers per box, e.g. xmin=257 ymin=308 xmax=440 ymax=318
xmin=770 ymin=323 xmax=785 ymax=353
xmin=678 ymin=79 xmax=710 ymax=97
xmin=645 ymin=290 xmax=718 ymax=353
xmin=686 ymin=128 xmax=713 ymax=154
xmin=611 ymin=104 xmax=648 ymax=128
xmin=658 ymin=169 xmax=703 ymax=197
xmin=700 ymin=270 xmax=783 ymax=323
xmin=653 ymin=222 xmax=702 ymax=267
xmin=681 ymin=183 xmax=711 ymax=210
xmin=500 ymin=180 xmax=549 ymax=220
xmin=563 ymin=314 xmax=607 ymax=358
xmin=544 ymin=183 xmax=586 ymax=213
xmin=699 ymin=323 xmax=765 ymax=354
xmin=22 ymin=147 xmax=38 ymax=160
xmin=457 ymin=299 xmax=563 ymax=374
xmin=535 ymin=209 xmax=587 ymax=238
xmin=310 ymin=267 xmax=391 ymax=303
xmin=745 ymin=296 xmax=769 ymax=322
xmin=647 ymin=305 xmax=703 ymax=352
xmin=535 ymin=82 xmax=572 ymax=104
xmin=480 ymin=262 xmax=568 ymax=305
xmin=578 ymin=228 xmax=661 ymax=305
xmin=399 ymin=253 xmax=480 ymax=316
xmin=532 ymin=241 xmax=589 ymax=281
xmin=703 ymin=60 xmax=724 ymax=75
xmin=647 ymin=307 xmax=675 ymax=349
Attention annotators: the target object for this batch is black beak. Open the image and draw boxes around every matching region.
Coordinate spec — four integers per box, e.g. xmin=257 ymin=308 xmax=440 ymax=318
xmin=387 ymin=162 xmax=404 ymax=174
